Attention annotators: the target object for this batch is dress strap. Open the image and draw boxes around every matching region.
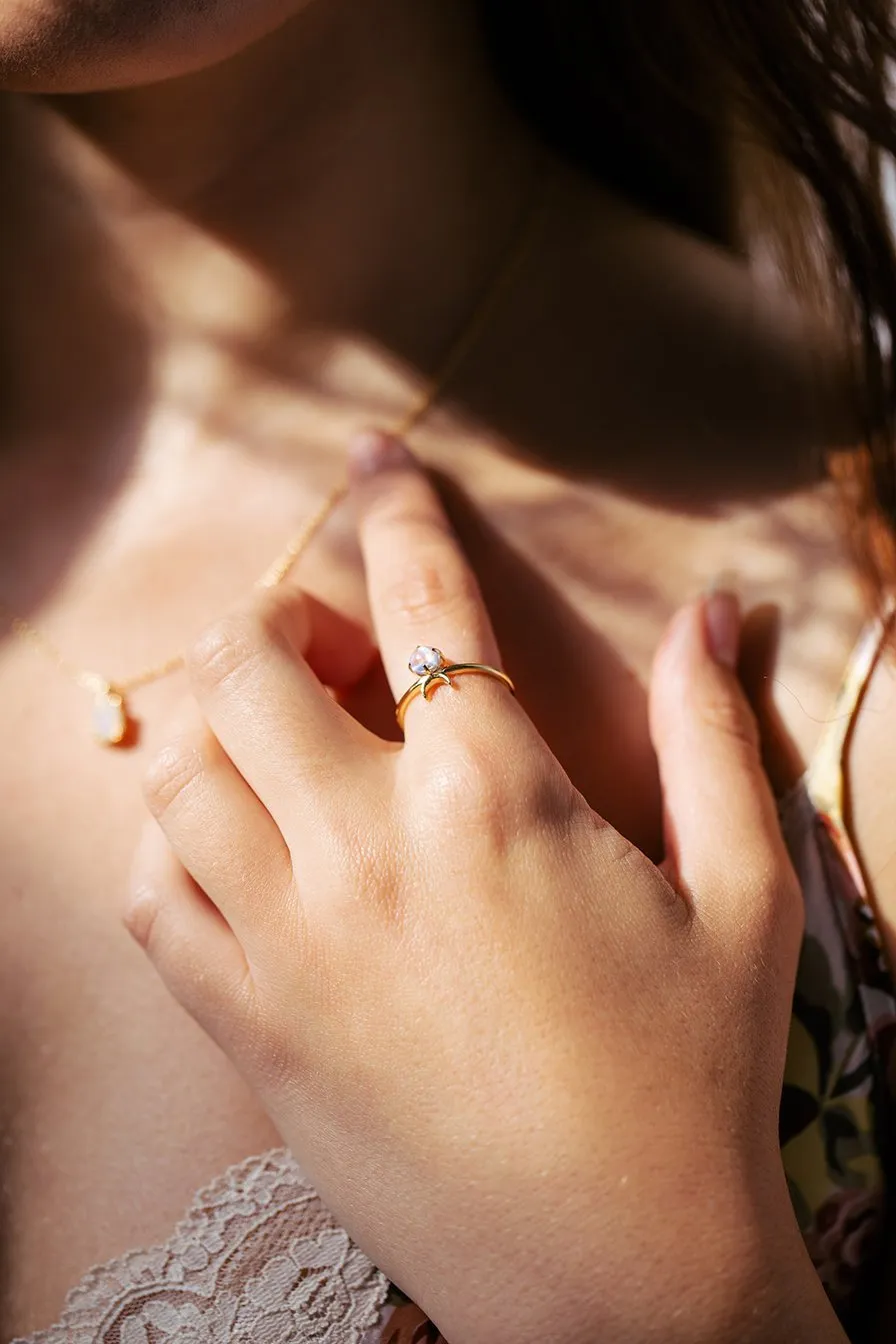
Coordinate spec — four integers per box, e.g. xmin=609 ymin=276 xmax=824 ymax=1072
xmin=805 ymin=599 xmax=896 ymax=833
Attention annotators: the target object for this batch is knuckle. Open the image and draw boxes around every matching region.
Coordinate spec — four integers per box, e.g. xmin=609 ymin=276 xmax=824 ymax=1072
xmin=422 ymin=736 xmax=505 ymax=813
xmin=380 ymin=554 xmax=478 ymax=627
xmin=409 ymin=735 xmax=545 ymax=851
xmin=143 ymin=737 xmax=205 ymax=819
xmin=695 ymin=692 xmax=759 ymax=753
xmin=187 ymin=613 xmax=266 ymax=694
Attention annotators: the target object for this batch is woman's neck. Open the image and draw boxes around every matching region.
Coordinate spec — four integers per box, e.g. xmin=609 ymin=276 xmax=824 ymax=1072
xmin=2 ymin=0 xmax=541 ymax=446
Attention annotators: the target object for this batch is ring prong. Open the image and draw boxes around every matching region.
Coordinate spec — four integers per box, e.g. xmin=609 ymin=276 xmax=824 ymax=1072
xmin=395 ymin=655 xmax=515 ymax=729
xmin=422 ymin=670 xmax=452 ymax=700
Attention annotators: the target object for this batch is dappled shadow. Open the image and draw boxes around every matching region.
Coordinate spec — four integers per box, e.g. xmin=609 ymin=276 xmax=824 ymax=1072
xmin=0 ymin=90 xmax=865 ymax=810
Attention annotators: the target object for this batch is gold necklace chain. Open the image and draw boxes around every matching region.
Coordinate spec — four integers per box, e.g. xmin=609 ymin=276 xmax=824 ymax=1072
xmin=3 ymin=176 xmax=549 ymax=748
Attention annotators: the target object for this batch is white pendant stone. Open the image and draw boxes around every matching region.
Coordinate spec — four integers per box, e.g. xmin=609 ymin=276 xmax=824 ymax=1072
xmin=92 ymin=690 xmax=128 ymax=746
xmin=409 ymin=645 xmax=444 ymax=676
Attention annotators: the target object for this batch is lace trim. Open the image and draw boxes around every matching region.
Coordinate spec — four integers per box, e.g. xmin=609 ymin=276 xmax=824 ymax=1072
xmin=13 ymin=1148 xmax=389 ymax=1344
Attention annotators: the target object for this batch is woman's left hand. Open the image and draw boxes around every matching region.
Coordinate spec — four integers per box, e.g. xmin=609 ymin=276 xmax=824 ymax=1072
xmin=128 ymin=433 xmax=844 ymax=1344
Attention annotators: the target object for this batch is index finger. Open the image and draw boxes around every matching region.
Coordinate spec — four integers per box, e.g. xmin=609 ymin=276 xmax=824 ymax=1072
xmin=348 ymin=432 xmax=507 ymax=725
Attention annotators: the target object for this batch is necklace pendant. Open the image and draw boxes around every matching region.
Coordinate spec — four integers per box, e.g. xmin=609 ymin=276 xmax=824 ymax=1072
xmin=91 ymin=685 xmax=129 ymax=747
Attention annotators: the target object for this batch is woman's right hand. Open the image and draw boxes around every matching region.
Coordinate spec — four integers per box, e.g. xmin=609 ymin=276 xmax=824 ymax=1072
xmin=129 ymin=434 xmax=846 ymax=1344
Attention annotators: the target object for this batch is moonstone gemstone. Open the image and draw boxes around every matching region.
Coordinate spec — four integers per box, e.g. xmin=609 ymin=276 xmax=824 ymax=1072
xmin=92 ymin=690 xmax=127 ymax=746
xmin=409 ymin=645 xmax=445 ymax=676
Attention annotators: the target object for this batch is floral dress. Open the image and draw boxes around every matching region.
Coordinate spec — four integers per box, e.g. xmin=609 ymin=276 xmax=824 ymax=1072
xmin=777 ymin=612 xmax=896 ymax=1339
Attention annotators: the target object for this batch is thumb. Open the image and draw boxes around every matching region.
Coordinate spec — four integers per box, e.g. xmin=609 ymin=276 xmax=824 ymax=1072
xmin=648 ymin=591 xmax=802 ymax=947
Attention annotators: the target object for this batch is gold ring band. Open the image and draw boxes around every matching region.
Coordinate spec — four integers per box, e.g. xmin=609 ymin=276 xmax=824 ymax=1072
xmin=396 ymin=646 xmax=515 ymax=732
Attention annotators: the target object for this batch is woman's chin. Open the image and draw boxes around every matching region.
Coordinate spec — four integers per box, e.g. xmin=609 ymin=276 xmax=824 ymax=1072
xmin=0 ymin=0 xmax=308 ymax=93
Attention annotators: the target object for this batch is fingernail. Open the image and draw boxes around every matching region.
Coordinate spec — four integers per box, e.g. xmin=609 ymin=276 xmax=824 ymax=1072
xmin=348 ymin=431 xmax=413 ymax=480
xmin=703 ymin=588 xmax=741 ymax=669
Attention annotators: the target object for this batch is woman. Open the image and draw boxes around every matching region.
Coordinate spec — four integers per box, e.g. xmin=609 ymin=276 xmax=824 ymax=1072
xmin=0 ymin=1 xmax=894 ymax=1340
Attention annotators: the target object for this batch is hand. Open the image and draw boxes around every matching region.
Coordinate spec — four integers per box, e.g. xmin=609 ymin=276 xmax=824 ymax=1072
xmin=128 ymin=433 xmax=845 ymax=1344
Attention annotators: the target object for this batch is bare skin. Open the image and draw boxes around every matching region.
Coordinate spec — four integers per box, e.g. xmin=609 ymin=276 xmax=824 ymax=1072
xmin=0 ymin=0 xmax=894 ymax=1338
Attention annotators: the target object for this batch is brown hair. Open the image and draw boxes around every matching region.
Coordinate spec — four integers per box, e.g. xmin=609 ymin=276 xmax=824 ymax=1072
xmin=479 ymin=0 xmax=896 ymax=609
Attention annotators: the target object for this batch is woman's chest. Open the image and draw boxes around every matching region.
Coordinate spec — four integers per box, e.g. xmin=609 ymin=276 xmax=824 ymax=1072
xmin=0 ymin=679 xmax=283 ymax=1338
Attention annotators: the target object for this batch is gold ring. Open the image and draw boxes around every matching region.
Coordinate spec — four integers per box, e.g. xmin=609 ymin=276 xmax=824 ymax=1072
xmin=395 ymin=645 xmax=515 ymax=732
